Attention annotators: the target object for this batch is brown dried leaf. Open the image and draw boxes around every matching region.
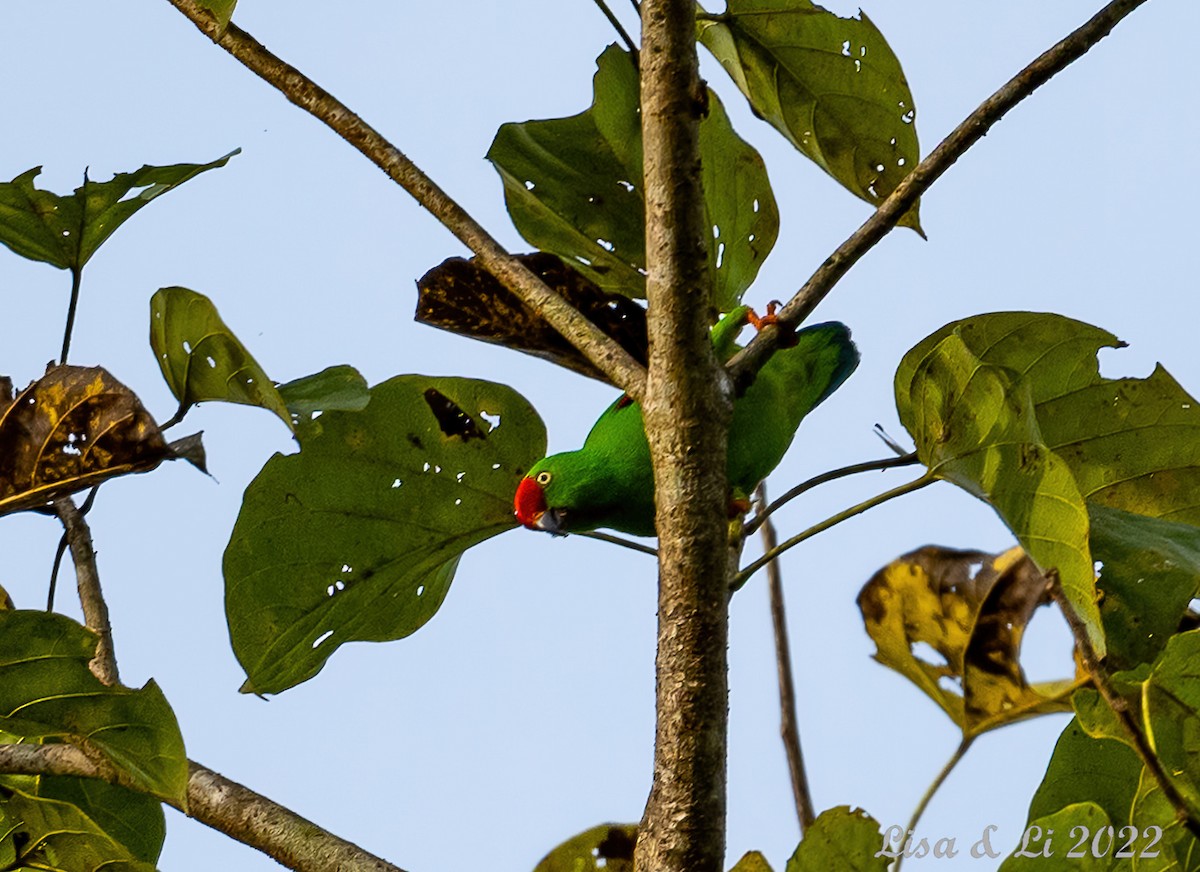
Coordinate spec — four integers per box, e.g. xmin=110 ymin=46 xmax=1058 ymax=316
xmin=858 ymin=545 xmax=1080 ymax=737
xmin=0 ymin=366 xmax=186 ymax=516
xmin=415 ymin=252 xmax=648 ymax=385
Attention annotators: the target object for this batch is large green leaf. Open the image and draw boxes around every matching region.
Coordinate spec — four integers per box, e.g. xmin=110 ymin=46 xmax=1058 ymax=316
xmin=1142 ymin=631 xmax=1200 ymax=807
xmin=786 ymin=807 xmax=888 ymax=872
xmin=224 ymin=375 xmax=546 ymax=694
xmin=533 ymin=824 xmax=637 ymax=872
xmin=1091 ymin=504 xmax=1200 ymax=671
xmin=898 ymin=331 xmax=1102 ymax=655
xmin=150 ymin=287 xmax=292 ymax=430
xmin=277 ymin=365 xmax=371 ymax=425
xmin=488 ymin=45 xmax=778 ymax=311
xmin=0 ymin=787 xmax=156 ymax=872
xmin=0 ymin=152 xmax=236 ymax=271
xmin=1026 ymin=720 xmax=1142 ymax=831
xmin=999 ymin=803 xmax=1114 ymax=870
xmin=38 ymin=776 xmax=165 ymax=864
xmin=0 ymin=610 xmax=188 ymax=804
xmin=698 ymin=0 xmax=921 ymax=230
xmin=1130 ymin=767 xmax=1200 ymax=871
xmin=898 ymin=312 xmax=1200 ymax=526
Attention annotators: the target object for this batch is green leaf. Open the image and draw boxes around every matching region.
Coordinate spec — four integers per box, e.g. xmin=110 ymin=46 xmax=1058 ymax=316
xmin=786 ymin=806 xmax=888 ymax=872
xmin=999 ymin=802 xmax=1114 ymax=870
xmin=0 ymin=152 xmax=237 ymax=271
xmin=698 ymin=0 xmax=921 ymax=231
xmin=1142 ymin=630 xmax=1200 ymax=806
xmin=897 ymin=330 xmax=1102 ymax=655
xmin=196 ymin=0 xmax=237 ymax=33
xmin=149 ymin=287 xmax=292 ymax=430
xmin=0 ymin=610 xmax=188 ymax=804
xmin=38 ymin=776 xmax=165 ymax=864
xmin=1090 ymin=504 xmax=1200 ymax=671
xmin=730 ymin=852 xmax=775 ymax=872
xmin=277 ymin=365 xmax=371 ymax=418
xmin=0 ymin=787 xmax=157 ymax=872
xmin=533 ymin=823 xmax=637 ymax=872
xmin=1131 ymin=767 xmax=1200 ymax=871
xmin=898 ymin=312 xmax=1200 ymax=526
xmin=1027 ymin=719 xmax=1142 ymax=830
xmin=488 ymin=45 xmax=778 ymax=310
xmin=224 ymin=375 xmax=546 ymax=694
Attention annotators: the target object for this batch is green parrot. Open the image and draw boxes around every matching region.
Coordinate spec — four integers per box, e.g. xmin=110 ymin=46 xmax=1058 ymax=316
xmin=513 ymin=306 xmax=859 ymax=537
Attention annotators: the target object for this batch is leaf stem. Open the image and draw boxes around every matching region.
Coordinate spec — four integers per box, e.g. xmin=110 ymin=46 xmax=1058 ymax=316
xmin=734 ymin=474 xmax=935 ymax=590
xmin=757 ymin=483 xmax=815 ymax=834
xmin=893 ymin=737 xmax=975 ymax=872
xmin=1049 ymin=575 xmax=1200 ymax=842
xmin=726 ymin=0 xmax=1152 ymax=391
xmin=164 ymin=0 xmax=648 ymax=401
xmin=591 ymin=0 xmax=640 ymax=63
xmin=574 ymin=529 xmax=658 ymax=556
xmin=744 ymin=452 xmax=919 ymax=535
xmin=59 ymin=266 xmax=83 ymax=364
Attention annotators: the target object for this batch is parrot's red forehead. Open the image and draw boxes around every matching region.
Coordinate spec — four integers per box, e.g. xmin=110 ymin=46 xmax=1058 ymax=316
xmin=514 ymin=477 xmax=546 ymax=528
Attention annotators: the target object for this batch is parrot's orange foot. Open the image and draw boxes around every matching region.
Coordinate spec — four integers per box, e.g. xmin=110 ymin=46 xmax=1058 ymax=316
xmin=727 ymin=496 xmax=752 ymax=518
xmin=746 ymin=301 xmax=798 ymax=347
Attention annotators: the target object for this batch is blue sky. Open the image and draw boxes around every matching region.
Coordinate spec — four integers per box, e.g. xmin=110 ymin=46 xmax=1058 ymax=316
xmin=1 ymin=2 xmax=1197 ymax=869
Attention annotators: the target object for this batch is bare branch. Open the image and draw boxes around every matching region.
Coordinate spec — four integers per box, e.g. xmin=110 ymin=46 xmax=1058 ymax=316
xmin=635 ymin=0 xmax=731 ymax=870
xmin=164 ymin=0 xmax=648 ymax=400
xmin=893 ymin=738 xmax=974 ymax=872
xmin=0 ymin=745 xmax=407 ymax=872
xmin=574 ymin=530 xmax=658 ymax=556
xmin=54 ymin=497 xmax=118 ymax=686
xmin=1049 ymin=576 xmax=1200 ymax=842
xmin=727 ymin=0 xmax=1151 ymax=389
xmin=745 ymin=453 xmax=919 ymax=535
xmin=756 ymin=483 xmax=814 ymax=834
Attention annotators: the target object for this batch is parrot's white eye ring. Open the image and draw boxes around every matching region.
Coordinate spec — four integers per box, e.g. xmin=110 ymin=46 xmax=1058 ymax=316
xmin=535 ymin=471 xmax=553 ymax=486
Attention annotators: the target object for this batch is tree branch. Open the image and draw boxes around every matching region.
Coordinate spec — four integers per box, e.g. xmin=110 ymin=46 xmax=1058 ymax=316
xmin=635 ymin=0 xmax=732 ymax=870
xmin=744 ymin=453 xmax=919 ymax=535
xmin=893 ymin=738 xmax=974 ymax=872
xmin=734 ymin=474 xmax=935 ymax=590
xmin=163 ymin=0 xmax=648 ymax=401
xmin=727 ymin=0 xmax=1151 ymax=389
xmin=756 ymin=484 xmax=814 ymax=834
xmin=591 ymin=0 xmax=640 ymax=63
xmin=1049 ymin=576 xmax=1200 ymax=842
xmin=54 ymin=496 xmax=118 ymax=687
xmin=0 ymin=745 xmax=407 ymax=872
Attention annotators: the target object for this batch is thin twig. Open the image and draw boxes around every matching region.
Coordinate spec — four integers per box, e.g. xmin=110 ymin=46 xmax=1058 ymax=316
xmin=591 ymin=0 xmax=640 ymax=63
xmin=734 ymin=474 xmax=935 ymax=590
xmin=744 ymin=453 xmax=919 ymax=535
xmin=0 ymin=746 xmax=407 ymax=872
xmin=59 ymin=266 xmax=83 ymax=364
xmin=53 ymin=496 xmax=118 ymax=686
xmin=46 ymin=535 xmax=68 ymax=612
xmin=893 ymin=738 xmax=974 ymax=872
xmin=757 ymin=483 xmax=814 ymax=834
xmin=165 ymin=0 xmax=647 ymax=401
xmin=627 ymin=0 xmax=640 ymax=15
xmin=726 ymin=0 xmax=1151 ymax=390
xmin=1049 ymin=576 xmax=1200 ymax=842
xmin=574 ymin=529 xmax=658 ymax=556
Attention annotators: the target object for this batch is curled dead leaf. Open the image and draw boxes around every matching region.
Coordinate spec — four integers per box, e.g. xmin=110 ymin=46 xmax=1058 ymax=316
xmin=858 ymin=545 xmax=1080 ymax=736
xmin=0 ymin=365 xmax=200 ymax=516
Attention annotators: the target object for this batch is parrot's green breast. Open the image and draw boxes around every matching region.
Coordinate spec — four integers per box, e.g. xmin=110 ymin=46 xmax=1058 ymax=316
xmin=523 ymin=310 xmax=859 ymax=537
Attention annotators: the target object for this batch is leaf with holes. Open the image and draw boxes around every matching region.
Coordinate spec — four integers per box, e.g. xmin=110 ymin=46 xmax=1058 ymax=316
xmin=0 ymin=152 xmax=236 ymax=271
xmin=0 ymin=787 xmax=157 ymax=872
xmin=896 ymin=329 xmax=1103 ymax=656
xmin=416 ymin=252 xmax=648 ymax=384
xmin=224 ymin=375 xmax=546 ymax=694
xmin=858 ymin=546 xmax=1077 ymax=736
xmin=0 ymin=610 xmax=188 ymax=804
xmin=150 ymin=287 xmax=292 ymax=430
xmin=786 ymin=807 xmax=889 ymax=872
xmin=37 ymin=776 xmax=165 ymax=864
xmin=533 ymin=823 xmax=637 ymax=872
xmin=698 ymin=0 xmax=921 ymax=231
xmin=488 ymin=45 xmax=778 ymax=310
xmin=0 ymin=365 xmax=200 ymax=517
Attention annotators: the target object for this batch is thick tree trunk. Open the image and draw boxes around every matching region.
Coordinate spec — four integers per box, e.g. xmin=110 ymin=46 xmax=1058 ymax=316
xmin=636 ymin=2 xmax=733 ymax=870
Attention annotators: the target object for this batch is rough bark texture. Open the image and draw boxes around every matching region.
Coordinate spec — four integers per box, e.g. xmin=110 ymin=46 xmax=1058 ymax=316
xmin=636 ymin=1 xmax=732 ymax=870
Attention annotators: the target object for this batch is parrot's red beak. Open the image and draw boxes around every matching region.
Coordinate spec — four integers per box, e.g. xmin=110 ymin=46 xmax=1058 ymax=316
xmin=514 ymin=477 xmax=548 ymax=530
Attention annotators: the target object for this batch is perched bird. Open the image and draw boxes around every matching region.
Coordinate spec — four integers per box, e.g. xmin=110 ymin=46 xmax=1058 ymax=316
xmin=514 ymin=306 xmax=859 ymax=536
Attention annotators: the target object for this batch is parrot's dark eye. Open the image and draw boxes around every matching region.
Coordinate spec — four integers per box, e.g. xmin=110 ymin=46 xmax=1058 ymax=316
xmin=535 ymin=471 xmax=553 ymax=486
